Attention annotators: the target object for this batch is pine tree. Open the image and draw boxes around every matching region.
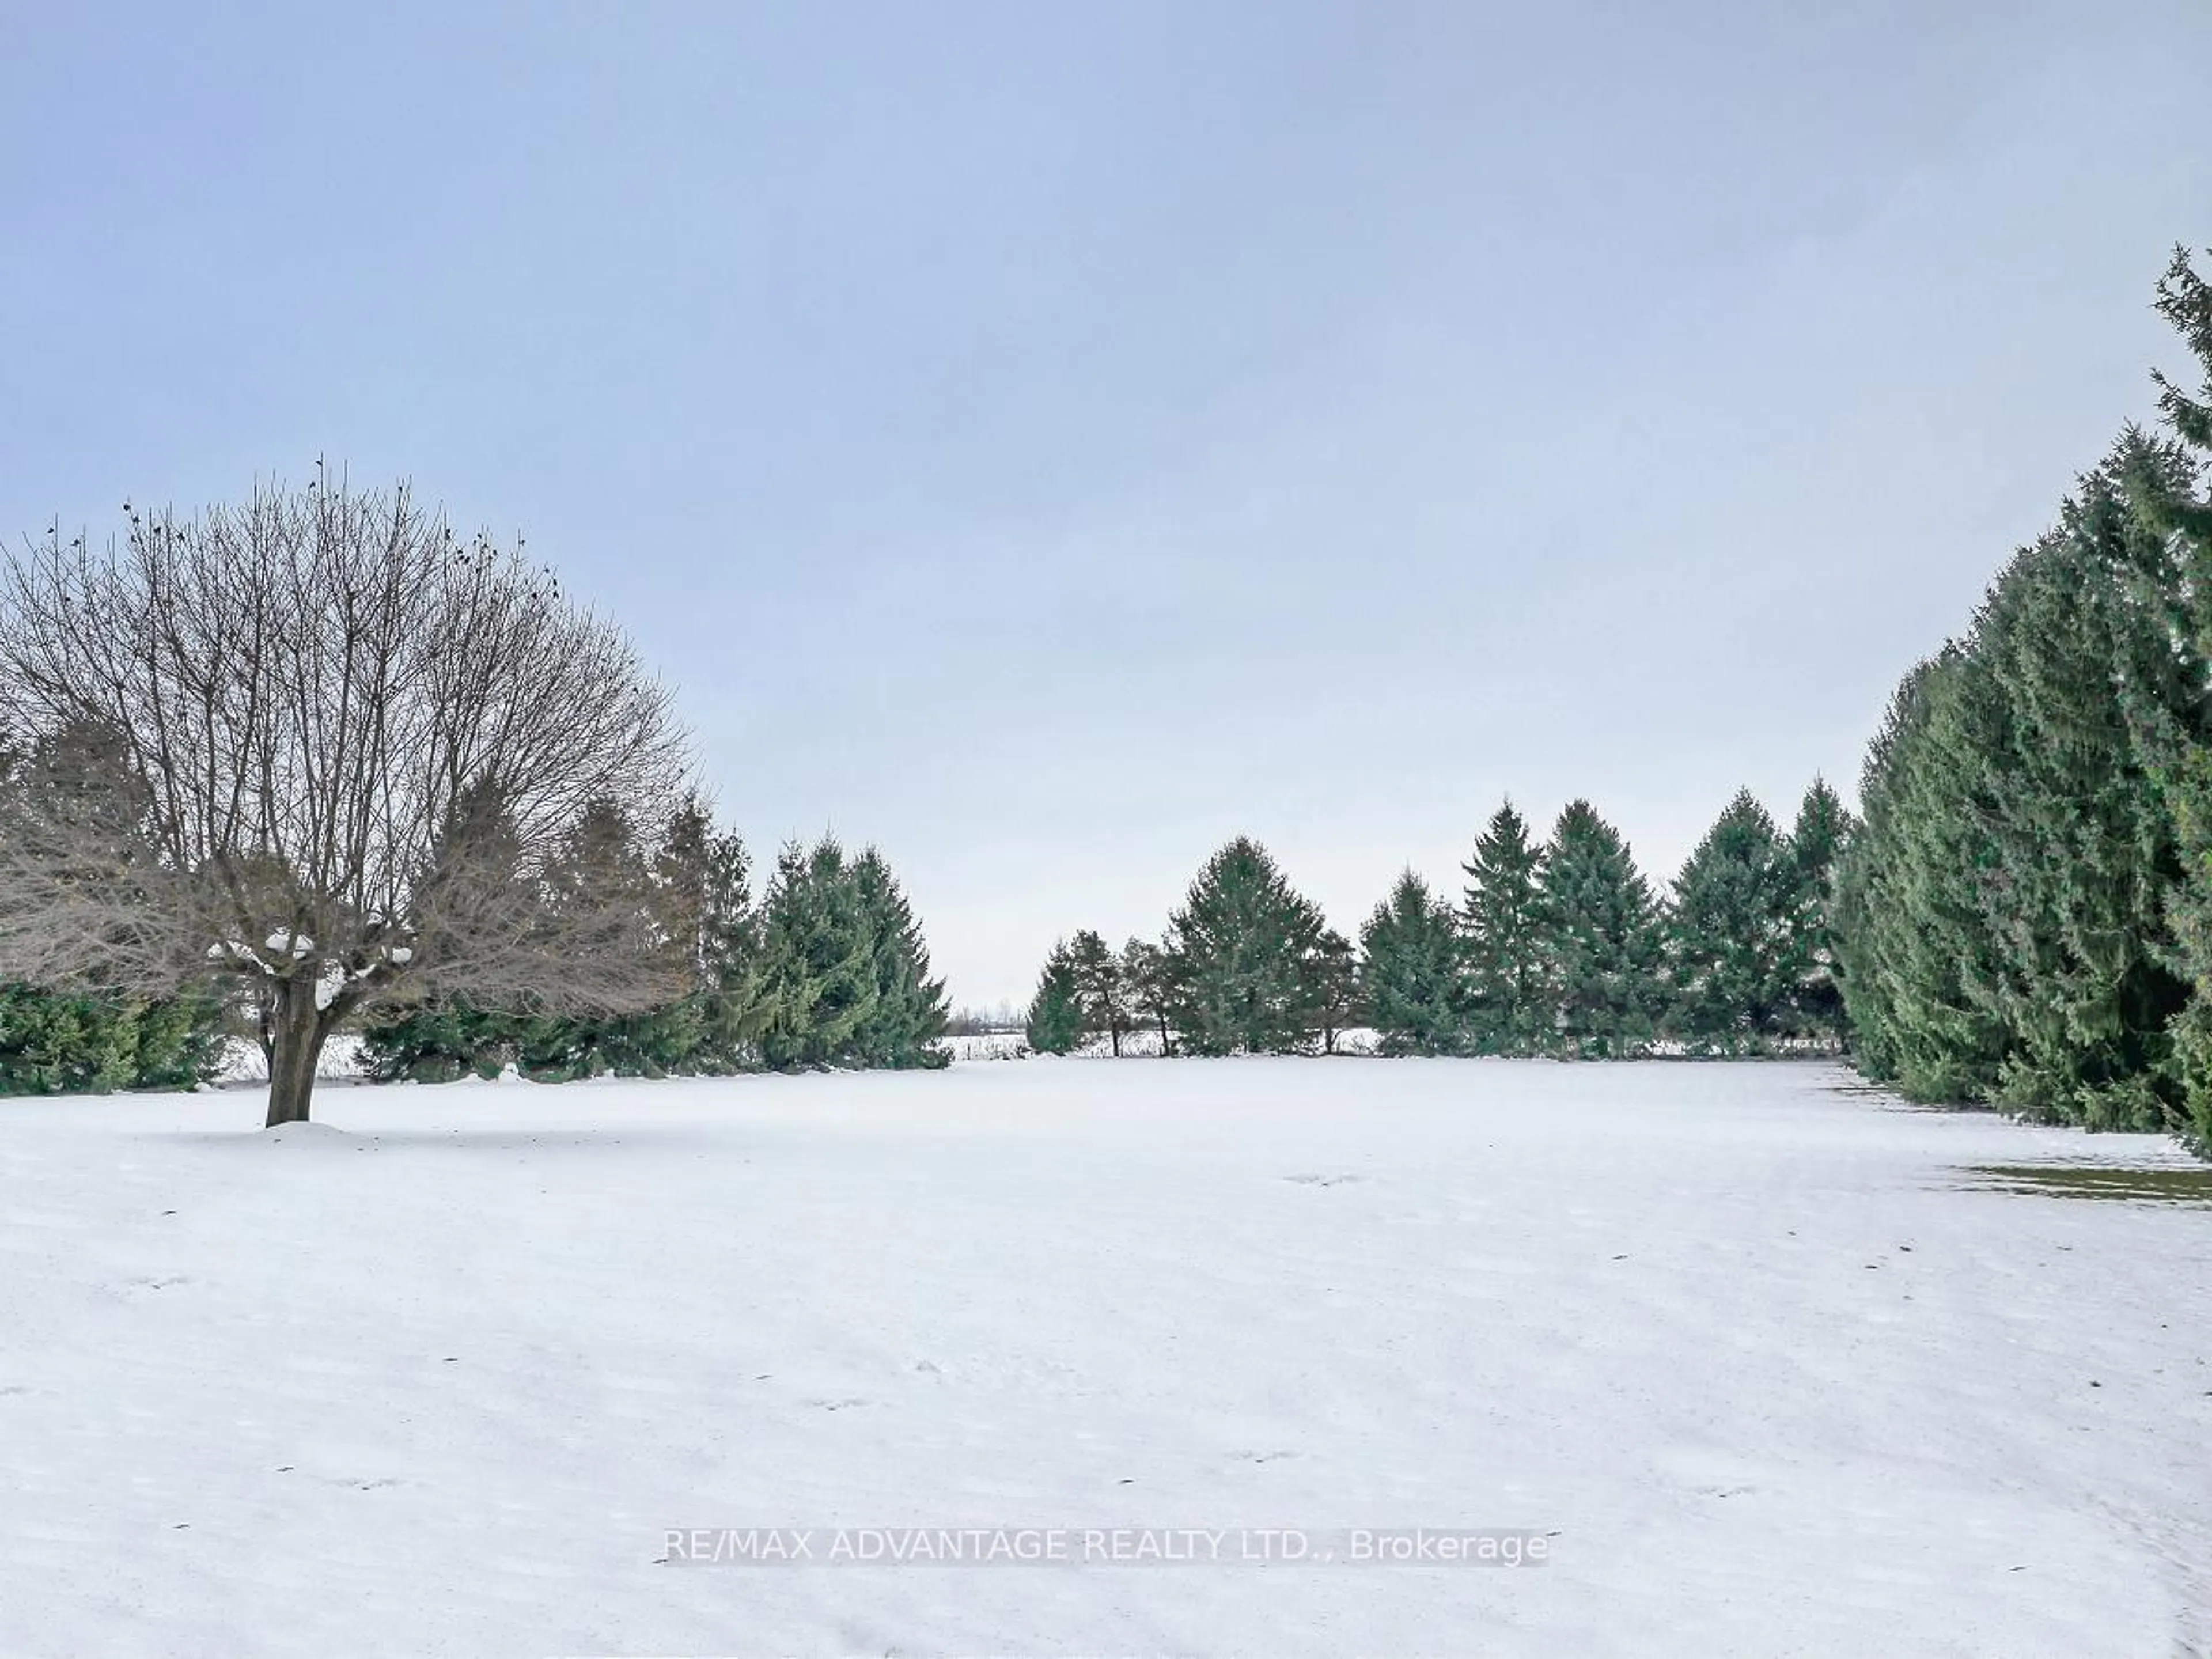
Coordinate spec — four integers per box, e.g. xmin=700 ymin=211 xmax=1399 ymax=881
xmin=1359 ymin=871 xmax=1465 ymax=1056
xmin=1968 ymin=486 xmax=2187 ymax=1128
xmin=2123 ymin=244 xmax=2212 ymax=1150
xmin=1543 ymin=801 xmax=1662 ymax=1058
xmin=1165 ymin=836 xmax=1335 ymax=1055
xmin=1836 ymin=453 xmax=2194 ymax=1128
xmin=0 ymin=730 xmax=228 ymax=1093
xmin=1067 ymin=930 xmax=1132 ymax=1055
xmin=520 ymin=797 xmax=700 ymax=1079
xmin=1666 ymin=790 xmax=1796 ymax=1055
xmin=1783 ymin=778 xmax=1854 ymax=1046
xmin=1828 ymin=245 xmax=2212 ymax=1145
xmin=756 ymin=838 xmax=880 ymax=1070
xmin=1460 ymin=802 xmax=1551 ymax=1054
xmin=357 ymin=997 xmax=520 ymax=1083
xmin=1120 ymin=937 xmax=1177 ymax=1055
xmin=847 ymin=846 xmax=952 ymax=1070
xmin=1834 ymin=652 xmax=2016 ymax=1100
xmin=1025 ymin=941 xmax=1085 ymax=1054
xmin=1309 ymin=927 xmax=1362 ymax=1055
xmin=694 ymin=822 xmax=775 ymax=1069
xmin=359 ymin=783 xmax=532 ymax=1081
xmin=0 ymin=984 xmax=225 ymax=1094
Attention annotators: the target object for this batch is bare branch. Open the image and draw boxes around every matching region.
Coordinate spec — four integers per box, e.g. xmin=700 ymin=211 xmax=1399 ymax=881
xmin=0 ymin=472 xmax=696 ymax=1121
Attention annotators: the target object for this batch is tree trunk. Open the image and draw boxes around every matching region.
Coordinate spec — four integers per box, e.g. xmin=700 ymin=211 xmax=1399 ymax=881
xmin=264 ymin=986 xmax=329 ymax=1127
xmin=253 ymin=985 xmax=277 ymax=1069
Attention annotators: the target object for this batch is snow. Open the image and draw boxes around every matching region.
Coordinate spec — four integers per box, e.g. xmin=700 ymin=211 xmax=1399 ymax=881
xmin=207 ymin=940 xmax=278 ymax=977
xmin=211 ymin=1035 xmax=366 ymax=1085
xmin=2 ymin=1059 xmax=2207 ymax=1656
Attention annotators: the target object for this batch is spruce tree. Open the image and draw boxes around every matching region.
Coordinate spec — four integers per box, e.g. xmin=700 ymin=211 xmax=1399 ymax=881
xmin=694 ymin=821 xmax=775 ymax=1069
xmin=847 ymin=846 xmax=952 ymax=1070
xmin=1025 ymin=941 xmax=1085 ymax=1054
xmin=1067 ymin=930 xmax=1132 ymax=1055
xmin=520 ymin=797 xmax=701 ymax=1079
xmin=756 ymin=838 xmax=880 ymax=1070
xmin=358 ymin=997 xmax=520 ymax=1083
xmin=1120 ymin=937 xmax=1177 ymax=1055
xmin=1460 ymin=802 xmax=1551 ymax=1055
xmin=1830 ymin=245 xmax=2212 ymax=1145
xmin=1165 ymin=836 xmax=1334 ymax=1055
xmin=1783 ymin=778 xmax=1854 ymax=1046
xmin=1838 ymin=456 xmax=2194 ymax=1128
xmin=1666 ymin=790 xmax=1796 ymax=1055
xmin=0 ymin=984 xmax=226 ymax=1094
xmin=1968 ymin=483 xmax=2186 ymax=1128
xmin=1834 ymin=653 xmax=2015 ymax=1100
xmin=1882 ymin=646 xmax=2020 ymax=1100
xmin=1542 ymin=801 xmax=1663 ymax=1058
xmin=2123 ymin=244 xmax=2212 ymax=1150
xmin=1359 ymin=870 xmax=1465 ymax=1056
xmin=1309 ymin=927 xmax=1362 ymax=1055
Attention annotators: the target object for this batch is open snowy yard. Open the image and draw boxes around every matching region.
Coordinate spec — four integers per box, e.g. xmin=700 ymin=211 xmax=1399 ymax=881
xmin=3 ymin=1059 xmax=2209 ymax=1658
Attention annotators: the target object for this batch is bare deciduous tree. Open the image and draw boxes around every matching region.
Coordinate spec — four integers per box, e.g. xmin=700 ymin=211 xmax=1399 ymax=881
xmin=0 ymin=468 xmax=693 ymax=1125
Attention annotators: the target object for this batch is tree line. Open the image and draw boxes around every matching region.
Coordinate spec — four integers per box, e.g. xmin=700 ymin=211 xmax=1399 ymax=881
xmin=0 ymin=470 xmax=948 ymax=1121
xmin=358 ymin=808 xmax=950 ymax=1082
xmin=1025 ymin=781 xmax=1851 ymax=1060
xmin=1834 ymin=247 xmax=2212 ymax=1152
xmin=0 ymin=773 xmax=951 ymax=1096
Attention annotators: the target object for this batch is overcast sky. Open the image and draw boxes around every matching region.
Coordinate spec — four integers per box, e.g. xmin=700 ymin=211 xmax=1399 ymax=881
xmin=5 ymin=1 xmax=2209 ymax=1007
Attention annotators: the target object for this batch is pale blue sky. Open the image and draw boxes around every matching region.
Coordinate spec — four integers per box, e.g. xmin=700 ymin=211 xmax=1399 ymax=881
xmin=4 ymin=1 xmax=2209 ymax=1006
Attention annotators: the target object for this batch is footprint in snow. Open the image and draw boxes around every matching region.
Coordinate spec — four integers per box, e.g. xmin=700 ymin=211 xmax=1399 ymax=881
xmin=804 ymin=1397 xmax=871 ymax=1412
xmin=1283 ymin=1173 xmax=1363 ymax=1187
xmin=1231 ymin=1449 xmax=1302 ymax=1464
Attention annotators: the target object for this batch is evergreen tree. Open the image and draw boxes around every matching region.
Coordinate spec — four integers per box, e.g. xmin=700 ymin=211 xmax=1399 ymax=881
xmin=1359 ymin=871 xmax=1464 ymax=1055
xmin=359 ymin=784 xmax=533 ymax=1081
xmin=1832 ymin=248 xmax=2212 ymax=1147
xmin=694 ymin=821 xmax=775 ymax=1069
xmin=1834 ymin=652 xmax=2016 ymax=1100
xmin=1309 ymin=927 xmax=1362 ymax=1055
xmin=1542 ymin=802 xmax=1663 ymax=1058
xmin=755 ymin=838 xmax=881 ymax=1070
xmin=1165 ymin=836 xmax=1334 ymax=1055
xmin=1025 ymin=941 xmax=1085 ymax=1054
xmin=516 ymin=796 xmax=700 ymax=1080
xmin=847 ymin=846 xmax=952 ymax=1070
xmin=0 ymin=727 xmax=230 ymax=1093
xmin=122 ymin=991 xmax=230 ymax=1090
xmin=0 ymin=985 xmax=226 ymax=1094
xmin=1067 ymin=929 xmax=1132 ymax=1055
xmin=1460 ymin=802 xmax=1551 ymax=1055
xmin=1969 ymin=483 xmax=2187 ymax=1128
xmin=357 ymin=997 xmax=520 ymax=1083
xmin=1120 ymin=936 xmax=1177 ymax=1055
xmin=1666 ymin=790 xmax=1796 ymax=1054
xmin=1837 ymin=451 xmax=2193 ymax=1129
xmin=2124 ymin=244 xmax=2212 ymax=1150
xmin=1783 ymin=778 xmax=1854 ymax=1046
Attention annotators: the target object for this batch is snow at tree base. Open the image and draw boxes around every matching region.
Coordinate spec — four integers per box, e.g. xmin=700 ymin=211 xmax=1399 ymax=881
xmin=3 ymin=1059 xmax=2207 ymax=1657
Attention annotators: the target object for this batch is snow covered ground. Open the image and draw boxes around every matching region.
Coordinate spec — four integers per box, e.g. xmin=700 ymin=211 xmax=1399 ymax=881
xmin=2 ymin=1059 xmax=2207 ymax=1657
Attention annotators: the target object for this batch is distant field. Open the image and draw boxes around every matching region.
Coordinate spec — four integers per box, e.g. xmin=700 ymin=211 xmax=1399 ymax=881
xmin=3 ymin=1059 xmax=2207 ymax=1656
